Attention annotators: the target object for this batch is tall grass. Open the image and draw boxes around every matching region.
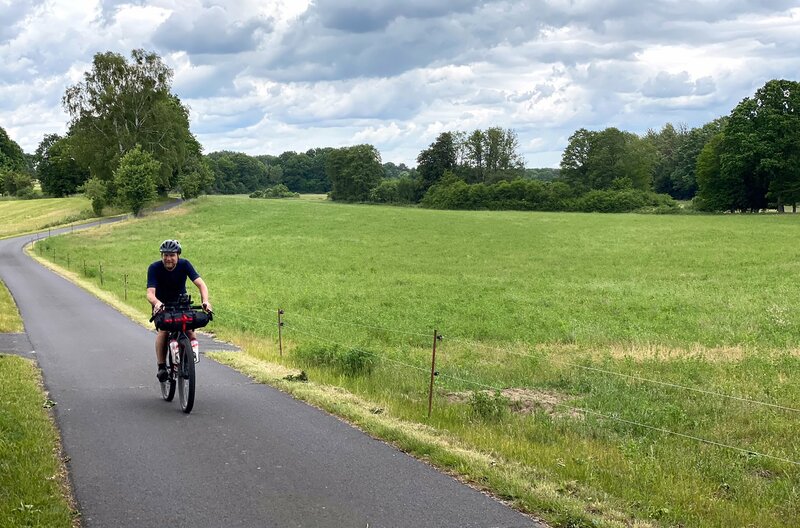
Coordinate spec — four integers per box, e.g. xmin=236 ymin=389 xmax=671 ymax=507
xmin=37 ymin=196 xmax=800 ymax=527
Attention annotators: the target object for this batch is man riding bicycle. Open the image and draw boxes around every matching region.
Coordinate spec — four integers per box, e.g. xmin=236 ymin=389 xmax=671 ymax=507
xmin=147 ymin=239 xmax=212 ymax=382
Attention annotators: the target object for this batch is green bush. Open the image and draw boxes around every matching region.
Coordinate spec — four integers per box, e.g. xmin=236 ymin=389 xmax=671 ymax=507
xmin=369 ymin=176 xmax=418 ymax=204
xmin=422 ymin=179 xmax=678 ymax=213
xmin=570 ymin=189 xmax=648 ymax=213
xmin=421 ymin=178 xmax=577 ymax=211
xmin=249 ymin=184 xmax=299 ymax=199
xmin=468 ymin=390 xmax=509 ymax=421
xmin=293 ymin=342 xmax=375 ymax=376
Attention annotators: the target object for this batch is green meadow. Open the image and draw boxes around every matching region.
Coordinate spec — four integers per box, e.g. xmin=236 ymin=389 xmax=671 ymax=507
xmin=36 ymin=196 xmax=800 ymax=527
xmin=0 ymin=196 xmax=97 ymax=239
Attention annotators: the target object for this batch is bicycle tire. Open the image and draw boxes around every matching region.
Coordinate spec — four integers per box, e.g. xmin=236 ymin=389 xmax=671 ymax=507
xmin=177 ymin=334 xmax=195 ymax=413
xmin=161 ymin=342 xmax=176 ymax=401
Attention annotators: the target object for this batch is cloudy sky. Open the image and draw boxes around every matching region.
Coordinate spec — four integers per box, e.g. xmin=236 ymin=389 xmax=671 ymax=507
xmin=2 ymin=1 xmax=799 ymax=168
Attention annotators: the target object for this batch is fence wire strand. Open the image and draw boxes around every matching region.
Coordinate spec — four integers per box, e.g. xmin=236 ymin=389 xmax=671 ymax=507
xmin=437 ymin=367 xmax=800 ymax=467
xmin=288 ymin=312 xmax=431 ymax=338
xmin=288 ymin=325 xmax=432 ymax=375
xmin=446 ymin=336 xmax=800 ymax=414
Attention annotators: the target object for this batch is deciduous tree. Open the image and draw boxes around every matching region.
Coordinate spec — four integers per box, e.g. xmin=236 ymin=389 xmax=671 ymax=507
xmin=34 ymin=134 xmax=90 ymax=197
xmin=326 ymin=144 xmax=383 ymax=201
xmin=63 ymin=49 xmax=198 ymax=195
xmin=114 ymin=145 xmax=159 ymax=215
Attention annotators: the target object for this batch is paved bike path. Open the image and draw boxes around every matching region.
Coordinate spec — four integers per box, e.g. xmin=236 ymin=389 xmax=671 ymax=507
xmin=0 ymin=227 xmax=540 ymax=527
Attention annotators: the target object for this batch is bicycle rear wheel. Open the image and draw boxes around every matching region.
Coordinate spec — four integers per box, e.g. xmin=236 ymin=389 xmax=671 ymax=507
xmin=177 ymin=335 xmax=195 ymax=413
xmin=161 ymin=344 xmax=176 ymax=401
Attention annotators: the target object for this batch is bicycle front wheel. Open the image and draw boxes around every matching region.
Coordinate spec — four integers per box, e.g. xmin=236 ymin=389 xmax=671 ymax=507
xmin=177 ymin=335 xmax=195 ymax=413
xmin=161 ymin=346 xmax=176 ymax=401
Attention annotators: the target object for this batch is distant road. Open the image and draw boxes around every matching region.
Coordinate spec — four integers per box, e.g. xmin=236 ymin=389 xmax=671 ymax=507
xmin=0 ymin=218 xmax=540 ymax=527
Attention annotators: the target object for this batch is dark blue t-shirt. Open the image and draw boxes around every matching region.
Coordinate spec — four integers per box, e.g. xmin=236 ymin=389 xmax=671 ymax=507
xmin=147 ymin=259 xmax=200 ymax=303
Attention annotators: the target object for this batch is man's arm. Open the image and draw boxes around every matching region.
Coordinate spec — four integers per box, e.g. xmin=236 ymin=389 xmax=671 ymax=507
xmin=192 ymin=277 xmax=211 ymax=311
xmin=147 ymin=287 xmax=163 ymax=313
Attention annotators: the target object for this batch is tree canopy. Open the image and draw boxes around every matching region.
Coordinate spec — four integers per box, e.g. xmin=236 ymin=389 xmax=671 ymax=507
xmin=0 ymin=125 xmax=27 ymax=174
xmin=114 ymin=145 xmax=159 ymax=215
xmin=326 ymin=144 xmax=383 ymax=201
xmin=697 ymin=79 xmax=800 ymax=211
xmin=62 ymin=49 xmax=201 ymax=195
xmin=34 ymin=133 xmax=90 ymax=197
xmin=560 ymin=127 xmax=654 ymax=191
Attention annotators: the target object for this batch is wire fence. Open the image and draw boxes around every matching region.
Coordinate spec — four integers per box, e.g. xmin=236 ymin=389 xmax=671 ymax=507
xmin=29 ymin=232 xmax=800 ymax=467
xmin=278 ymin=309 xmax=800 ymax=467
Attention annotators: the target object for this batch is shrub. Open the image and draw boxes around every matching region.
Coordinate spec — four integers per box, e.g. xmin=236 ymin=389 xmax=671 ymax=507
xmin=468 ymin=390 xmax=509 ymax=421
xmin=369 ymin=179 xmax=399 ymax=203
xmin=293 ymin=342 xmax=375 ymax=376
xmin=570 ymin=189 xmax=648 ymax=213
xmin=249 ymin=184 xmax=299 ymax=199
xmin=80 ymin=177 xmax=108 ymax=216
xmin=421 ymin=179 xmax=678 ymax=213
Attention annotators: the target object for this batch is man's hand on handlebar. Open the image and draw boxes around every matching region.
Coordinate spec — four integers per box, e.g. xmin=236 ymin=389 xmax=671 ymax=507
xmin=201 ymin=301 xmax=213 ymax=313
xmin=153 ymin=301 xmax=165 ymax=314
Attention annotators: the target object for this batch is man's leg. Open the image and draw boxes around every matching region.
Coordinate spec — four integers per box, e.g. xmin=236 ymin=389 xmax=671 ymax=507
xmin=187 ymin=329 xmax=199 ymax=361
xmin=155 ymin=330 xmax=168 ymax=381
xmin=155 ymin=330 xmax=168 ymax=364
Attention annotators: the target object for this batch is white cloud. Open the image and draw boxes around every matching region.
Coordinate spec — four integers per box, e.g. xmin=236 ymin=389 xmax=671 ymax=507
xmin=1 ymin=0 xmax=799 ymax=167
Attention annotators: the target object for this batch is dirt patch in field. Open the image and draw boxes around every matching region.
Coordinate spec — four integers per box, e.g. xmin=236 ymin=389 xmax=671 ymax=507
xmin=445 ymin=387 xmax=583 ymax=419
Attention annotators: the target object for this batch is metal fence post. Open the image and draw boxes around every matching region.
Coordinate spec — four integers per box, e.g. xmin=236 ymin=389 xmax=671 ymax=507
xmin=99 ymin=263 xmax=104 ymax=286
xmin=278 ymin=309 xmax=285 ymax=357
xmin=428 ymin=330 xmax=442 ymax=418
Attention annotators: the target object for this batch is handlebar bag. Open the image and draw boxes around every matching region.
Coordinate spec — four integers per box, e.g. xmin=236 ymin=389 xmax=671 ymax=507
xmin=154 ymin=309 xmax=210 ymax=331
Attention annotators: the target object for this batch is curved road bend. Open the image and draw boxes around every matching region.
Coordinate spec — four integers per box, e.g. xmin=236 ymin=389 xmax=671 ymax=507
xmin=0 ymin=229 xmax=541 ymax=527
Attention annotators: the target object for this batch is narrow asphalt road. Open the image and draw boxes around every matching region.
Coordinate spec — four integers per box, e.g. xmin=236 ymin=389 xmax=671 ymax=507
xmin=0 ymin=223 xmax=541 ymax=527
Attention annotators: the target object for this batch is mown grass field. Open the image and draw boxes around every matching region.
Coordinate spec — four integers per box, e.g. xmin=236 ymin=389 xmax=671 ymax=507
xmin=0 ymin=196 xmax=97 ymax=239
xmin=36 ymin=196 xmax=800 ymax=527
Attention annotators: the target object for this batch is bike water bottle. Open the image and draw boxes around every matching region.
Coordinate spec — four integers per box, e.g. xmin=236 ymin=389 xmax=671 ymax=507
xmin=191 ymin=339 xmax=199 ymax=363
xmin=169 ymin=338 xmax=180 ymax=363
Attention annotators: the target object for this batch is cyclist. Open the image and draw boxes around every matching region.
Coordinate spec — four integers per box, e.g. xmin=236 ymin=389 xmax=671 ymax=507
xmin=147 ymin=239 xmax=212 ymax=382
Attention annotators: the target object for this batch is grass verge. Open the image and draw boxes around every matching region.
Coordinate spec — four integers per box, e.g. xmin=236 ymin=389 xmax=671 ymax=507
xmin=0 ymin=279 xmax=23 ymax=333
xmin=0 ymin=355 xmax=78 ymax=527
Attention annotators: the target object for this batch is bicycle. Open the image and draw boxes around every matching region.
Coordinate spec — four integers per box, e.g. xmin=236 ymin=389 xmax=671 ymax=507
xmin=150 ymin=294 xmax=213 ymax=414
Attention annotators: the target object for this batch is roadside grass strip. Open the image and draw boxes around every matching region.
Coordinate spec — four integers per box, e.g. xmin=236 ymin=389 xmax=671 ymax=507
xmin=0 ymin=356 xmax=76 ymax=527
xmin=34 ymin=196 xmax=800 ymax=527
xmin=0 ymin=280 xmax=23 ymax=333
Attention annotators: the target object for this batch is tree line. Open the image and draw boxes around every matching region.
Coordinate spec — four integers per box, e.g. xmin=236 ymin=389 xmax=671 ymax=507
xmin=1 ymin=47 xmax=797 ymax=215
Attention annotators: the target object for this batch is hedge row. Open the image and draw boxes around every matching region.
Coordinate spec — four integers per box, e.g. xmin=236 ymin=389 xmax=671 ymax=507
xmin=420 ymin=179 xmax=679 ymax=213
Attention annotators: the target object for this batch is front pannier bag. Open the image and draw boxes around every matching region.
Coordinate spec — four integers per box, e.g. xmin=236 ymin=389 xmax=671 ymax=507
xmin=154 ymin=309 xmax=211 ymax=331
